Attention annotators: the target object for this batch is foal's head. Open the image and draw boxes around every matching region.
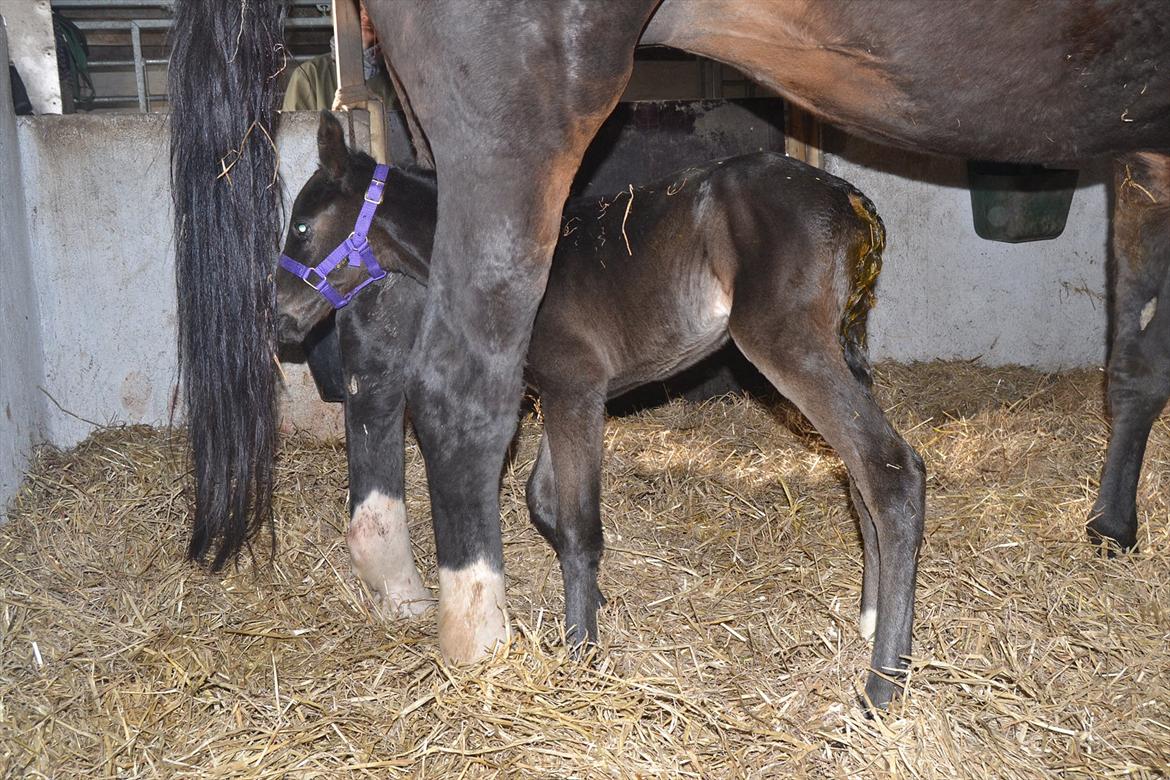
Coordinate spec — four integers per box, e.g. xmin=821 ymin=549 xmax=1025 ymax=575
xmin=276 ymin=111 xmax=440 ymax=346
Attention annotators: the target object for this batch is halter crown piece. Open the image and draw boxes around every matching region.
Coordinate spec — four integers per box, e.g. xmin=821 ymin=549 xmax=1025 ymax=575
xmin=279 ymin=164 xmax=391 ymax=309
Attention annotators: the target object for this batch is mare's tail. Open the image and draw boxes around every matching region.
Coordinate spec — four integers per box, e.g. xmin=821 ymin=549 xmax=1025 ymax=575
xmin=839 ymin=192 xmax=885 ymax=389
xmin=169 ymin=0 xmax=286 ymax=570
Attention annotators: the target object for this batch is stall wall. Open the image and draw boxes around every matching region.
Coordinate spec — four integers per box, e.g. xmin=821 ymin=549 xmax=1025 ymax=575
xmin=0 ymin=23 xmax=48 ymax=521
xmin=826 ymin=134 xmax=1109 ymax=367
xmin=6 ymin=111 xmax=1111 ymax=463
xmin=15 ymin=112 xmax=336 ymax=451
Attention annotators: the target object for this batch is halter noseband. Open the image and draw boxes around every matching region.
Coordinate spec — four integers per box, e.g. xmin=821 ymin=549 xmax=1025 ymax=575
xmin=279 ymin=164 xmax=390 ymax=309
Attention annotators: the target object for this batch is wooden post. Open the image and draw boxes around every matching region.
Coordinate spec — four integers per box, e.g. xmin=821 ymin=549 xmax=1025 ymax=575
xmin=784 ymin=104 xmax=822 ymax=169
xmin=331 ymin=0 xmax=388 ymax=163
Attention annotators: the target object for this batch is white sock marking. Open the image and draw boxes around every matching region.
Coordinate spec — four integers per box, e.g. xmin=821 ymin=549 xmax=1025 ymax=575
xmin=859 ymin=608 xmax=877 ymax=641
xmin=347 ymin=490 xmax=433 ymax=618
xmin=1140 ymin=297 xmax=1157 ymax=331
xmin=438 ymin=559 xmax=509 ymax=664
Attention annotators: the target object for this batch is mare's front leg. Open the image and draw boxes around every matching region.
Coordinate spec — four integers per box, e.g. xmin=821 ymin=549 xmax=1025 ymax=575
xmin=342 ymin=275 xmax=433 ymax=617
xmin=372 ymin=0 xmax=654 ymax=663
xmin=1089 ymin=152 xmax=1170 ymax=552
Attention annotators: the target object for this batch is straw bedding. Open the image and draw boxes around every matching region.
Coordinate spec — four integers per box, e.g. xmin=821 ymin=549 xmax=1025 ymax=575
xmin=2 ymin=362 xmax=1168 ymax=778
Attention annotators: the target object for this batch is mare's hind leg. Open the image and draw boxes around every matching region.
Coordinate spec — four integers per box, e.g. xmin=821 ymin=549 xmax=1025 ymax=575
xmin=371 ymin=0 xmax=653 ymax=664
xmin=342 ymin=276 xmax=433 ymax=617
xmin=1089 ymin=152 xmax=1170 ymax=552
xmin=731 ymin=323 xmax=925 ymax=708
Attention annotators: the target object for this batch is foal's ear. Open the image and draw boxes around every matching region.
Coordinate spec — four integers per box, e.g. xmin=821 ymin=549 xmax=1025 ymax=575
xmin=317 ymin=111 xmax=349 ymax=180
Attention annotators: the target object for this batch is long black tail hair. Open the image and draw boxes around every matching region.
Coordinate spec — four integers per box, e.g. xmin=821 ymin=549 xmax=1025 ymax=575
xmin=169 ymin=0 xmax=286 ymax=570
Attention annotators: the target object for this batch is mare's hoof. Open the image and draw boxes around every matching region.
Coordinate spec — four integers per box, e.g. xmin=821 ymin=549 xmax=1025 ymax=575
xmin=437 ymin=562 xmax=509 ymax=664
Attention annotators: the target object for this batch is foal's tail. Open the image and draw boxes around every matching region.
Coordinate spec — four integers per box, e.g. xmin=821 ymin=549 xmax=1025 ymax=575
xmin=169 ymin=0 xmax=286 ymax=570
xmin=839 ymin=192 xmax=885 ymax=389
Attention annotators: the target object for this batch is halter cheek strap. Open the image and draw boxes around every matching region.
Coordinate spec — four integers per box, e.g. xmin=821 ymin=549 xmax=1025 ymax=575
xmin=279 ymin=164 xmax=390 ymax=309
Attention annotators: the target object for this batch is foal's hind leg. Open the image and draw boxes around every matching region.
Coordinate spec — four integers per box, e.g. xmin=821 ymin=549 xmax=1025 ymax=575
xmin=731 ymin=324 xmax=925 ymax=708
xmin=851 ymin=481 xmax=880 ymax=641
xmin=1089 ymin=152 xmax=1170 ymax=552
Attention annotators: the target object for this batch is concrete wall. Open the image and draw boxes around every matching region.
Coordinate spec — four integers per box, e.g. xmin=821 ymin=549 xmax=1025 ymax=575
xmin=826 ymin=135 xmax=1110 ymax=368
xmin=0 ymin=23 xmax=48 ymax=521
xmin=13 ymin=111 xmax=342 ymax=451
xmin=0 ymin=0 xmax=61 ymax=114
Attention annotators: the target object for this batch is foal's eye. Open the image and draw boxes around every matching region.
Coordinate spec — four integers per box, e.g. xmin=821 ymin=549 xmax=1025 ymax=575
xmin=295 ymin=222 xmax=309 ymax=235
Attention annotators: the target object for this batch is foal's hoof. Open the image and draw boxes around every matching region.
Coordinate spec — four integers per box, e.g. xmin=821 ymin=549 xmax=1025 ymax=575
xmin=859 ymin=607 xmax=877 ymax=642
xmin=1086 ymin=511 xmax=1138 ymax=557
xmin=862 ymin=671 xmax=902 ymax=713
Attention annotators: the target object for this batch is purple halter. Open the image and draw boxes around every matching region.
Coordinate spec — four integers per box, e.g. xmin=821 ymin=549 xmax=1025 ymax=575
xmin=279 ymin=164 xmax=390 ymax=309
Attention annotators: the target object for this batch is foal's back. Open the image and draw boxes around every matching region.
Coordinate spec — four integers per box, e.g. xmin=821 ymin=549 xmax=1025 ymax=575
xmin=528 ymin=152 xmax=873 ymax=398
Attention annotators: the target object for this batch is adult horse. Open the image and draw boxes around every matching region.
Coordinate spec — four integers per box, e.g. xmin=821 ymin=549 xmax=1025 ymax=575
xmin=170 ymin=1 xmax=1169 ymax=707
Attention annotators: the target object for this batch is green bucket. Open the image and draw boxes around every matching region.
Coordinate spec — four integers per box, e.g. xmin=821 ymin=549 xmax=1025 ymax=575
xmin=967 ymin=161 xmax=1080 ymax=243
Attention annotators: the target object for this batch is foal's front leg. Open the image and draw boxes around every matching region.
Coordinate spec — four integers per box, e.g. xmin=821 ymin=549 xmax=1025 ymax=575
xmin=538 ymin=386 xmax=608 ymax=645
xmin=342 ymin=277 xmax=433 ymax=617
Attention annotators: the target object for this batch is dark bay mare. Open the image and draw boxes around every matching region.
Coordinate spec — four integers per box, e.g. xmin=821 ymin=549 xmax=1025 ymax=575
xmin=275 ymin=113 xmax=918 ymax=703
xmin=170 ymin=1 xmax=1169 ymax=707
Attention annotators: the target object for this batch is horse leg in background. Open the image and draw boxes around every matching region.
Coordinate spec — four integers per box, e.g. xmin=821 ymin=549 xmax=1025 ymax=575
xmin=369 ymin=0 xmax=655 ymax=664
xmin=341 ymin=275 xmax=433 ymax=617
xmin=730 ymin=317 xmax=925 ymax=708
xmin=1089 ymin=152 xmax=1170 ymax=552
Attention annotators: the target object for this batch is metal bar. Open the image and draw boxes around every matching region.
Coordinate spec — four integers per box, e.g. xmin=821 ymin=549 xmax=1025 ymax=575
xmin=89 ymin=93 xmax=165 ymax=104
xmin=130 ymin=21 xmax=148 ymax=111
xmin=87 ymin=55 xmax=315 ymax=68
xmin=332 ymin=0 xmax=363 ymax=92
xmin=87 ymin=58 xmax=168 ymax=67
xmin=53 ymin=0 xmax=326 ymax=6
xmin=73 ymin=17 xmax=329 ymax=30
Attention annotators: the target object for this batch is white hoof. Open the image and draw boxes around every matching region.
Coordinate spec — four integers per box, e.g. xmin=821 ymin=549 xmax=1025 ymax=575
xmin=438 ymin=559 xmax=508 ymax=664
xmin=347 ymin=491 xmax=434 ymax=618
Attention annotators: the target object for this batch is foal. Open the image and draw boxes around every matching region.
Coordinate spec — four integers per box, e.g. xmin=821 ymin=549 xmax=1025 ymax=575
xmin=278 ymin=114 xmax=925 ymax=705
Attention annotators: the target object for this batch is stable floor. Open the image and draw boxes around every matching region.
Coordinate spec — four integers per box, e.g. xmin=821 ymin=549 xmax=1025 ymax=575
xmin=1 ymin=363 xmax=1168 ymax=778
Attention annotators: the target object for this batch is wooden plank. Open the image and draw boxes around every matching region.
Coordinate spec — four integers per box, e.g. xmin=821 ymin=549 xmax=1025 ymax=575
xmin=331 ymin=0 xmax=363 ymax=93
xmin=784 ymin=104 xmax=822 ymax=169
xmin=330 ymin=0 xmax=388 ymax=162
